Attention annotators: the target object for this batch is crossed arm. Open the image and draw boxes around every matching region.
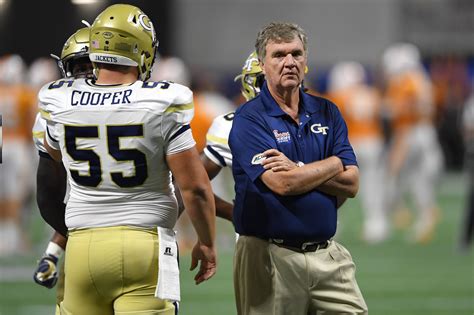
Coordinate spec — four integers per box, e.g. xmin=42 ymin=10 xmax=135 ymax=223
xmin=260 ymin=149 xmax=359 ymax=201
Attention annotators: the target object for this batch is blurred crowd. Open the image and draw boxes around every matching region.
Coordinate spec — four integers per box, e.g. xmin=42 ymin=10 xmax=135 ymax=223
xmin=0 ymin=41 xmax=472 ymax=256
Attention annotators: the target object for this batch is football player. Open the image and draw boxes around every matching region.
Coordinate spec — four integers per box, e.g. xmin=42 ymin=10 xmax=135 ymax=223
xmin=201 ymin=51 xmax=264 ymax=221
xmin=0 ymin=54 xmax=37 ymax=255
xmin=382 ymin=43 xmax=443 ymax=243
xmin=39 ymin=4 xmax=216 ymax=314
xmin=32 ymin=26 xmax=92 ymax=314
xmin=326 ymin=61 xmax=387 ymax=243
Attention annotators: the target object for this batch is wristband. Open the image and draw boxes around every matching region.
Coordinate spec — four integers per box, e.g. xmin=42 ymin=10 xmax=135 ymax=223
xmin=45 ymin=242 xmax=65 ymax=259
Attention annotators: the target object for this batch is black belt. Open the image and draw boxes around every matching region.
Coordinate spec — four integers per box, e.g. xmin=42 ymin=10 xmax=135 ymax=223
xmin=269 ymin=238 xmax=330 ymax=253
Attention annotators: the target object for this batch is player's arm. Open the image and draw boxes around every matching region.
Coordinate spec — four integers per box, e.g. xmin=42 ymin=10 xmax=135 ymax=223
xmin=200 ymin=153 xmax=234 ymax=222
xmin=260 ymin=149 xmax=343 ymax=196
xmin=201 ymin=153 xmax=222 ymax=180
xmin=34 ymin=141 xmax=68 ymax=289
xmin=167 ymin=147 xmax=217 ymax=284
xmin=36 ymin=153 xmax=68 ymax=236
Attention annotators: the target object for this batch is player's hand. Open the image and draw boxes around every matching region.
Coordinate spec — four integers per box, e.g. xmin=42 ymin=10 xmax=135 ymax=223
xmin=33 ymin=255 xmax=59 ymax=289
xmin=190 ymin=241 xmax=217 ymax=285
xmin=262 ymin=149 xmax=298 ymax=172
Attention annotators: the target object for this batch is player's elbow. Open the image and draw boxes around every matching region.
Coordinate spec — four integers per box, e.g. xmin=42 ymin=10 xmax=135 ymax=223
xmin=183 ymin=183 xmax=213 ymax=203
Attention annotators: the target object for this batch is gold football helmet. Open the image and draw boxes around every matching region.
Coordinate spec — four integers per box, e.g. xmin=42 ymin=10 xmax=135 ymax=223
xmin=89 ymin=4 xmax=158 ymax=81
xmin=55 ymin=27 xmax=91 ymax=78
xmin=234 ymin=51 xmax=264 ymax=101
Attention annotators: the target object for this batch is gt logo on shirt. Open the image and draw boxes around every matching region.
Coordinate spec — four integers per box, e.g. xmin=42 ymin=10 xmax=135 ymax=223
xmin=310 ymin=123 xmax=329 ymax=135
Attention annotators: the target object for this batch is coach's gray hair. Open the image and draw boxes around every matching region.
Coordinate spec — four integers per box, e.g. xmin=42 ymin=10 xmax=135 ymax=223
xmin=255 ymin=22 xmax=308 ymax=61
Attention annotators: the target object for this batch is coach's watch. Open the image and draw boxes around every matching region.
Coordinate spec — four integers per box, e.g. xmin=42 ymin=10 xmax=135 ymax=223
xmin=296 ymin=161 xmax=305 ymax=167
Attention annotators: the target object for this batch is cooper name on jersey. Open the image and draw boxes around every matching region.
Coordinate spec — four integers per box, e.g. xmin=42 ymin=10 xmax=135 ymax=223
xmin=71 ymin=89 xmax=133 ymax=106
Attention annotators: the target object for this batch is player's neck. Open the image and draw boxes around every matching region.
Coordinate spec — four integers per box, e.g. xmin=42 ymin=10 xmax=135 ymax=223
xmin=95 ymin=67 xmax=139 ymax=85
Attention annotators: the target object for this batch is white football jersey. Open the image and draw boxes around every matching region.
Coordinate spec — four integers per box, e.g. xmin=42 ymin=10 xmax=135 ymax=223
xmin=39 ymin=78 xmax=195 ymax=229
xmin=32 ymin=112 xmax=47 ymax=154
xmin=203 ymin=111 xmax=234 ymax=167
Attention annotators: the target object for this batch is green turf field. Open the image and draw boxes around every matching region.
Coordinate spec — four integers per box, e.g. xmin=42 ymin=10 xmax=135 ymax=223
xmin=0 ymin=172 xmax=472 ymax=315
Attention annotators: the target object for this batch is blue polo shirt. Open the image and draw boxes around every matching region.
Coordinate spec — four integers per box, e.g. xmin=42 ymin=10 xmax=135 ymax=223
xmin=229 ymin=83 xmax=357 ymax=241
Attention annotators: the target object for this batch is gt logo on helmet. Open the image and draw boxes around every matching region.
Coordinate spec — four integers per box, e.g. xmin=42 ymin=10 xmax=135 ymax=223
xmin=138 ymin=14 xmax=152 ymax=31
xmin=138 ymin=14 xmax=156 ymax=44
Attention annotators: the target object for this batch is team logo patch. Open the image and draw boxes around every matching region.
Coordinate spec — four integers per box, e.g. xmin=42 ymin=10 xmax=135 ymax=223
xmin=273 ymin=129 xmax=291 ymax=143
xmin=164 ymin=246 xmax=173 ymax=256
xmin=251 ymin=153 xmax=266 ymax=165
xmin=310 ymin=123 xmax=329 ymax=135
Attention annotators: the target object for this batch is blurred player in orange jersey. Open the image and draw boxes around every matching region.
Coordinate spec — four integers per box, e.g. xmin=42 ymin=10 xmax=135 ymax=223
xmin=327 ymin=61 xmax=388 ymax=243
xmin=0 ymin=54 xmax=38 ymax=255
xmin=382 ymin=43 xmax=444 ymax=244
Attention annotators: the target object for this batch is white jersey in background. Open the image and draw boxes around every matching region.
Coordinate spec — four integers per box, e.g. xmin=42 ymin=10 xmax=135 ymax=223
xmin=38 ymin=78 xmax=195 ymax=230
xmin=203 ymin=111 xmax=234 ymax=168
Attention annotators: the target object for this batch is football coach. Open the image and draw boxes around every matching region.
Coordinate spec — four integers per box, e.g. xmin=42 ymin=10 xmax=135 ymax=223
xmin=229 ymin=22 xmax=368 ymax=315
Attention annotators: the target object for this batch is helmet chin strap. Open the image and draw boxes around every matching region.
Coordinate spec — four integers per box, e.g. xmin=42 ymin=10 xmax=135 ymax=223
xmin=93 ymin=66 xmax=99 ymax=80
xmin=139 ymin=54 xmax=147 ymax=81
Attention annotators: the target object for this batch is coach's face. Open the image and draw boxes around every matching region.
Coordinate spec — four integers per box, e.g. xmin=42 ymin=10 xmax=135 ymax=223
xmin=261 ymin=37 xmax=306 ymax=92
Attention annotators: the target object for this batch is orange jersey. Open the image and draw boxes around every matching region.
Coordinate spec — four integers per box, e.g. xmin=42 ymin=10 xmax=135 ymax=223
xmin=0 ymin=84 xmax=36 ymax=141
xmin=385 ymin=71 xmax=433 ymax=131
xmin=327 ymin=85 xmax=382 ymax=142
xmin=190 ymin=92 xmax=236 ymax=153
xmin=190 ymin=95 xmax=214 ymax=152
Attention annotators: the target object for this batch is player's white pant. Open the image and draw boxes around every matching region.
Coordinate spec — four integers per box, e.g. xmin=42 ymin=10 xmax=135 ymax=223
xmin=385 ymin=123 xmax=443 ymax=240
xmin=352 ymin=138 xmax=387 ymax=242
